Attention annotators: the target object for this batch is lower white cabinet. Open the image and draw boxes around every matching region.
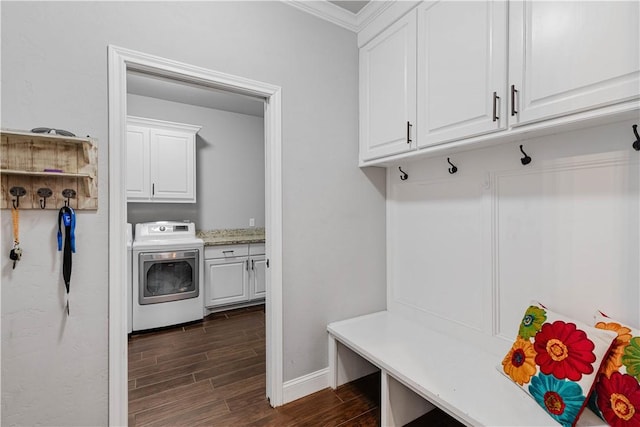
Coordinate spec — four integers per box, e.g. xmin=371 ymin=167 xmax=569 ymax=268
xmin=249 ymin=254 xmax=266 ymax=300
xmin=204 ymin=243 xmax=265 ymax=308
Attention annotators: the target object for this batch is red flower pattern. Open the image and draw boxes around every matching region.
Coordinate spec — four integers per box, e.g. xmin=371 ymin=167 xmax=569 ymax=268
xmin=534 ymin=320 xmax=596 ymax=381
xmin=596 ymin=372 xmax=640 ymax=427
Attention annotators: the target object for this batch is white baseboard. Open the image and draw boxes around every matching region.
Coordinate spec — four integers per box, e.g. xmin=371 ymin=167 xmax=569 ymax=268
xmin=282 ymin=367 xmax=329 ymax=404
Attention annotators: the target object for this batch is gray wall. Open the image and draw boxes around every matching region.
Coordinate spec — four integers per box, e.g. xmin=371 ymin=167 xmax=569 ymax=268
xmin=126 ymin=93 xmax=266 ymax=230
xmin=0 ymin=2 xmax=387 ymax=425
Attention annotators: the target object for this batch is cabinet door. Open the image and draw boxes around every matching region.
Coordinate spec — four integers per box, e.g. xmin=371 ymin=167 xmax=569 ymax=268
xmin=126 ymin=125 xmax=151 ymax=201
xmin=417 ymin=0 xmax=507 ymax=147
xmin=149 ymin=129 xmax=196 ymax=202
xmin=359 ymin=11 xmax=417 ymax=162
xmin=204 ymin=258 xmax=249 ymax=307
xmin=509 ymin=1 xmax=640 ymax=126
xmin=249 ymin=255 xmax=266 ymax=300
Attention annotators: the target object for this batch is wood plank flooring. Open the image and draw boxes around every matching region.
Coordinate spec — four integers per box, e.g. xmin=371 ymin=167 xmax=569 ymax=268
xmin=128 ymin=305 xmax=463 ymax=426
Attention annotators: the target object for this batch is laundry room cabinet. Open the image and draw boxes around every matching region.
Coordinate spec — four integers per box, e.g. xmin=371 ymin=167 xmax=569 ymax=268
xmin=126 ymin=116 xmax=201 ymax=203
xmin=248 ymin=245 xmax=266 ymax=300
xmin=204 ymin=243 xmax=265 ymax=309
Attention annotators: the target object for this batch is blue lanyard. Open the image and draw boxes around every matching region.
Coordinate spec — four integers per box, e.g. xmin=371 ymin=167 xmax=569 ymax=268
xmin=58 ymin=206 xmax=76 ymax=298
xmin=57 ymin=206 xmax=75 ymax=253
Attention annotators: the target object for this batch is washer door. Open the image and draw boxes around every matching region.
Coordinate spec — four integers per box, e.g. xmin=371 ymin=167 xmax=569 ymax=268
xmin=139 ymin=250 xmax=199 ymax=305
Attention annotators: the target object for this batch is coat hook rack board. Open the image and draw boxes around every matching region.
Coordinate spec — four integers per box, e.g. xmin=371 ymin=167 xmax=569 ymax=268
xmin=1 ymin=129 xmax=98 ymax=210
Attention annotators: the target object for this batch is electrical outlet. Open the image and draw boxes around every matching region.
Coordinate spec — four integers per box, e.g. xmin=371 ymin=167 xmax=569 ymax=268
xmin=249 ymin=218 xmax=255 ymax=227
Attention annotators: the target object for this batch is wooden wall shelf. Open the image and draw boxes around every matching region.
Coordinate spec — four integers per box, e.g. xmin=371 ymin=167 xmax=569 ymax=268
xmin=1 ymin=169 xmax=94 ymax=178
xmin=1 ymin=129 xmax=98 ymax=210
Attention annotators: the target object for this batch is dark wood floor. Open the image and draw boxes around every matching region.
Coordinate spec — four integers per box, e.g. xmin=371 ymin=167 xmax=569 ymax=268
xmin=128 ymin=305 xmax=463 ymax=426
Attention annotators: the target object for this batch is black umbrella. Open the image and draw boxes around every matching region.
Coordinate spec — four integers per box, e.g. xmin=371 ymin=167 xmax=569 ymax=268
xmin=58 ymin=205 xmax=76 ymax=315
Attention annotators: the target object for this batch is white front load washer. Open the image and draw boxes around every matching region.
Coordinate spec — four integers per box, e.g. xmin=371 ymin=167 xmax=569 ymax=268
xmin=132 ymin=221 xmax=204 ymax=332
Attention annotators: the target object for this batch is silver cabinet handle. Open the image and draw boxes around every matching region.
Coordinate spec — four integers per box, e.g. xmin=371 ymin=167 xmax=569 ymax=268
xmin=246 ymin=259 xmax=249 ymax=271
xmin=251 ymin=259 xmax=255 ymax=270
xmin=511 ymin=85 xmax=518 ymax=116
xmin=492 ymin=92 xmax=500 ymax=122
xmin=222 ymin=250 xmax=234 ymax=254
xmin=406 ymin=121 xmax=412 ymax=144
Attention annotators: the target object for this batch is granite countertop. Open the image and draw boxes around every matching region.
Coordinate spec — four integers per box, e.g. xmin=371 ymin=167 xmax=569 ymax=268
xmin=197 ymin=227 xmax=265 ymax=246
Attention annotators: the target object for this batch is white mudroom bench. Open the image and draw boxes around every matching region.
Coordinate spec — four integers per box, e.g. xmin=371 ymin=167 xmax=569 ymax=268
xmin=327 ymin=311 xmax=607 ymax=427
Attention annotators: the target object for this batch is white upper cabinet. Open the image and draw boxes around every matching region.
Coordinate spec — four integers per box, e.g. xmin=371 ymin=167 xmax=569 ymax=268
xmin=359 ymin=11 xmax=417 ymax=162
xmin=358 ymin=0 xmax=639 ymax=165
xmin=416 ymin=0 xmax=507 ymax=147
xmin=126 ymin=116 xmax=201 ymax=203
xmin=126 ymin=124 xmax=151 ymax=200
xmin=509 ymin=1 xmax=640 ymax=126
xmin=149 ymin=128 xmax=196 ymax=201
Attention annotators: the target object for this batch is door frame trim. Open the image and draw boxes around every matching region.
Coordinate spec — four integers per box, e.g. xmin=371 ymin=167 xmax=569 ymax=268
xmin=107 ymin=45 xmax=283 ymax=425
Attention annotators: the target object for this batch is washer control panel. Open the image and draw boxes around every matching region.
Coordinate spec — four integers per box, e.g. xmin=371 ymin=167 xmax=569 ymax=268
xmin=135 ymin=221 xmax=195 ymax=241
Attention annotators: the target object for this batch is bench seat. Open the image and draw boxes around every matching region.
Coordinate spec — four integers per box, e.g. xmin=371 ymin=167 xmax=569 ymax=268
xmin=327 ymin=311 xmax=607 ymax=427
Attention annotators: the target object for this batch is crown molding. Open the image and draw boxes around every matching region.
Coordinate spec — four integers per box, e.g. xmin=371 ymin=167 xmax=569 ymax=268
xmin=356 ymin=1 xmax=394 ymax=31
xmin=284 ymin=1 xmax=394 ymax=33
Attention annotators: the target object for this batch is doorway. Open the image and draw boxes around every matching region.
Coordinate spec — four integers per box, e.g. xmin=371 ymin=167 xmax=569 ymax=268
xmin=108 ymin=45 xmax=283 ymax=426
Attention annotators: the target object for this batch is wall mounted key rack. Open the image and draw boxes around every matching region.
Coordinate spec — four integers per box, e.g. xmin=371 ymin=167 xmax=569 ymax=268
xmin=1 ymin=129 xmax=98 ymax=210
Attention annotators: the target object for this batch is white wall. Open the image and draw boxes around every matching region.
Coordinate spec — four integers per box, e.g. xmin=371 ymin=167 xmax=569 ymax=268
xmin=0 ymin=2 xmax=387 ymax=425
xmin=387 ymin=119 xmax=640 ymax=357
xmin=126 ymin=93 xmax=266 ymax=230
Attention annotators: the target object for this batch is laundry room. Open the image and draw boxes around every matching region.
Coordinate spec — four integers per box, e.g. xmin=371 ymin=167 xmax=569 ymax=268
xmin=125 ymin=71 xmax=267 ymax=315
xmin=124 ymin=70 xmax=269 ymax=422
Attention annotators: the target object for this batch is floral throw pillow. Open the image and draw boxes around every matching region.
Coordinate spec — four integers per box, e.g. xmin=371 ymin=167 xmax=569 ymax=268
xmin=500 ymin=302 xmax=617 ymax=427
xmin=589 ymin=311 xmax=640 ymax=426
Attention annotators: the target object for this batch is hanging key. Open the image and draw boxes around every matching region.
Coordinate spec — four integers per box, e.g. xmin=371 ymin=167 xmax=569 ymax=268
xmin=9 ymin=245 xmax=22 ymax=269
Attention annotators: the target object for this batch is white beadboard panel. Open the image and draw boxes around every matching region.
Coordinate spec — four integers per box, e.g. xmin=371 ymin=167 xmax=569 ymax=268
xmin=494 ymin=155 xmax=640 ymax=340
xmin=388 ymin=176 xmax=487 ymax=333
xmin=386 ymin=119 xmax=639 ymax=357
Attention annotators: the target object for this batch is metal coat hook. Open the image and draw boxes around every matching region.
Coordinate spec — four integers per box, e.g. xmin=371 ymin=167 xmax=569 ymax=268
xmin=632 ymin=124 xmax=640 ymax=151
xmin=399 ymin=166 xmax=409 ymax=181
xmin=447 ymin=158 xmax=458 ymax=174
xmin=62 ymin=188 xmax=76 ymax=207
xmin=520 ymin=145 xmax=532 ymax=165
xmin=37 ymin=188 xmax=53 ymax=209
xmin=10 ymin=187 xmax=26 ymax=209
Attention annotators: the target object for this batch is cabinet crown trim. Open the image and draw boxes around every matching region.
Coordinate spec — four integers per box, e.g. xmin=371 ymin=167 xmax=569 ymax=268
xmin=127 ymin=115 xmax=202 ymax=134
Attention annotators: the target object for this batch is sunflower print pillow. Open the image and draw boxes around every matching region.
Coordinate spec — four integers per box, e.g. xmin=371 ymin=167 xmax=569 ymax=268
xmin=589 ymin=311 xmax=640 ymax=426
xmin=500 ymin=302 xmax=617 ymax=427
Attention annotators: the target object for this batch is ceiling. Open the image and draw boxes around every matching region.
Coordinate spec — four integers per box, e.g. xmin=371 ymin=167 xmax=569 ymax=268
xmin=127 ymin=71 xmax=265 ymax=118
xmin=328 ymin=1 xmax=370 ymax=14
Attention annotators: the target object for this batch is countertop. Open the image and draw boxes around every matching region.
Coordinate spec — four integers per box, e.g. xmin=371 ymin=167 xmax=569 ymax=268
xmin=196 ymin=228 xmax=265 ymax=246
